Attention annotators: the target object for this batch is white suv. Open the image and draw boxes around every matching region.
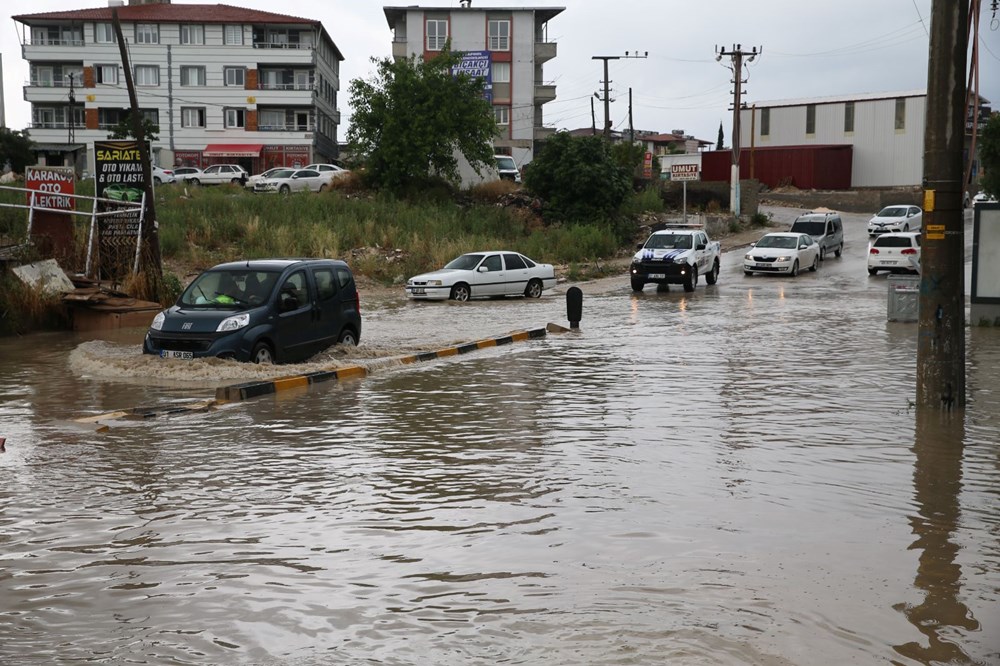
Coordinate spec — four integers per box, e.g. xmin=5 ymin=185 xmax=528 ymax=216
xmin=187 ymin=164 xmax=248 ymax=186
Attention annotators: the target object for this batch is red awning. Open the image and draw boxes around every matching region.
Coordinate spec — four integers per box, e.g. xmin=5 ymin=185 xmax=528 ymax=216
xmin=202 ymin=143 xmax=264 ymax=158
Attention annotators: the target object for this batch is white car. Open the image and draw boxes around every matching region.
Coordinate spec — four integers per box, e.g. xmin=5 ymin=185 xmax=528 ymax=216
xmin=405 ymin=251 xmax=556 ymax=301
xmin=185 ymin=164 xmax=248 ymax=186
xmin=245 ymin=167 xmax=290 ymax=190
xmin=304 ymin=163 xmax=350 ymax=178
xmin=150 ymin=164 xmax=175 ymax=185
xmin=253 ymin=168 xmax=335 ymax=194
xmin=972 ymin=192 xmax=998 ymax=207
xmin=868 ymin=232 xmax=921 ymax=275
xmin=868 ymin=205 xmax=923 ymax=235
xmin=744 ymin=232 xmax=820 ymax=277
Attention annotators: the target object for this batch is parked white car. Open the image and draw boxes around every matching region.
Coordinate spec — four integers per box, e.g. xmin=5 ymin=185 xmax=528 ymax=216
xmin=303 ymin=163 xmax=350 ymax=179
xmin=150 ymin=164 xmax=175 ymax=185
xmin=867 ymin=205 xmax=923 ymax=235
xmin=744 ymin=232 xmax=820 ymax=277
xmin=972 ymin=192 xmax=998 ymax=207
xmin=868 ymin=232 xmax=921 ymax=275
xmin=253 ymin=168 xmax=335 ymax=194
xmin=245 ymin=167 xmax=290 ymax=190
xmin=405 ymin=251 xmax=556 ymax=301
xmin=185 ymin=164 xmax=248 ymax=186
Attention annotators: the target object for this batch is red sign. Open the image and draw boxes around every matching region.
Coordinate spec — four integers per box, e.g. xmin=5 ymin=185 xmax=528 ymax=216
xmin=25 ymin=166 xmax=75 ymax=210
xmin=670 ymin=163 xmax=701 ymax=181
xmin=643 ymin=152 xmax=653 ymax=179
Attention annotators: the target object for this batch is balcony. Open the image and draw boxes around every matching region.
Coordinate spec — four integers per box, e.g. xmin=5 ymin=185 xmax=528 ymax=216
xmin=392 ymin=40 xmax=408 ymax=59
xmin=534 ymin=84 xmax=556 ymax=104
xmin=535 ymin=41 xmax=557 ymax=63
xmin=257 ymin=82 xmax=315 ymax=91
xmin=533 ymin=126 xmax=557 ymax=141
xmin=257 ymin=123 xmax=315 ymax=132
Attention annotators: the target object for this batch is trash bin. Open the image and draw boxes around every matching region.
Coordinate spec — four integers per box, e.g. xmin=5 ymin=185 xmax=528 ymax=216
xmin=887 ymin=275 xmax=920 ymax=322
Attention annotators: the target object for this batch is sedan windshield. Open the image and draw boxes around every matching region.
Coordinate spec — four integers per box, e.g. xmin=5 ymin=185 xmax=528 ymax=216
xmin=876 ymin=207 xmax=907 ymax=218
xmin=179 ymin=269 xmax=280 ymax=308
xmin=645 ymin=234 xmax=692 ymax=250
xmin=265 ymin=169 xmax=296 ymax=179
xmin=755 ymin=235 xmax=797 ymax=249
xmin=444 ymin=254 xmax=484 ymax=270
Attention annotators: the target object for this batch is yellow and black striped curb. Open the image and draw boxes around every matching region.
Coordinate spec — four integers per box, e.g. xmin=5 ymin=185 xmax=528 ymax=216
xmin=74 ymin=326 xmax=550 ymax=425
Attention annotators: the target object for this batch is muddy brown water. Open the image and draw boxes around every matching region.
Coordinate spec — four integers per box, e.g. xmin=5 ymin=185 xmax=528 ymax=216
xmin=1 ymin=208 xmax=997 ymax=665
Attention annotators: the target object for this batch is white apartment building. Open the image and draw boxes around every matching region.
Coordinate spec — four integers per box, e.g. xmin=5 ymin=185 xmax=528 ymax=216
xmin=383 ymin=3 xmax=563 ymax=168
xmin=14 ymin=1 xmax=344 ymax=175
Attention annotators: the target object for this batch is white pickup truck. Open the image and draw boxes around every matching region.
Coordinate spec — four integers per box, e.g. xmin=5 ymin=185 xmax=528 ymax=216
xmin=629 ymin=224 xmax=722 ymax=293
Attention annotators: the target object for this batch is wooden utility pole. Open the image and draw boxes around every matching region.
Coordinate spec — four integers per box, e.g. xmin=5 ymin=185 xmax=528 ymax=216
xmin=916 ymin=0 xmax=968 ymax=410
xmin=716 ymin=44 xmax=760 ymax=217
xmin=112 ymin=9 xmax=163 ymax=297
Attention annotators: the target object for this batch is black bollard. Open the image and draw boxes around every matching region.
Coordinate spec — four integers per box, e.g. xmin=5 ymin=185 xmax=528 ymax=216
xmin=566 ymin=286 xmax=582 ymax=329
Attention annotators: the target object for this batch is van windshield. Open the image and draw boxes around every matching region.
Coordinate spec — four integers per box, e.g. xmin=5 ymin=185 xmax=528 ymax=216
xmin=496 ymin=157 xmax=517 ymax=171
xmin=790 ymin=220 xmax=826 ymax=236
xmin=179 ymin=269 xmax=280 ymax=308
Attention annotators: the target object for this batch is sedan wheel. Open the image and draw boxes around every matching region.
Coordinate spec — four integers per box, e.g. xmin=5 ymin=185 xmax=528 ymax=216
xmin=524 ymin=279 xmax=543 ymax=298
xmin=280 ymin=184 xmax=291 ymax=195
xmin=810 ymin=255 xmax=819 ymax=272
xmin=450 ymin=283 xmax=471 ymax=302
xmin=789 ymin=260 xmax=799 ymax=277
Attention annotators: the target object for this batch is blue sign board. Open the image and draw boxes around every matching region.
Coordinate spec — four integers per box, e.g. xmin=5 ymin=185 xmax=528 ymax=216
xmin=452 ymin=50 xmax=493 ymax=103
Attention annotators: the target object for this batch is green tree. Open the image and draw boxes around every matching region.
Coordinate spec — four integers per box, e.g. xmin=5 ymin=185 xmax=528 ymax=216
xmin=106 ymin=113 xmax=159 ymax=142
xmin=347 ymin=48 xmax=498 ymax=193
xmin=0 ymin=127 xmax=36 ymax=174
xmin=979 ymin=113 xmax=1000 ymax=197
xmin=716 ymin=122 xmax=724 ymax=150
xmin=523 ymin=132 xmax=632 ymax=222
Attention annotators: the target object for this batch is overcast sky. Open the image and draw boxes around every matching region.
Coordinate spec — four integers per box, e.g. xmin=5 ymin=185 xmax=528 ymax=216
xmin=3 ymin=0 xmax=999 ymax=143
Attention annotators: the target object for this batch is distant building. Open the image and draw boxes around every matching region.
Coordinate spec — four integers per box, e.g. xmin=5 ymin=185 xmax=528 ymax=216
xmin=13 ymin=1 xmax=344 ymax=175
xmin=383 ymin=3 xmax=564 ymax=168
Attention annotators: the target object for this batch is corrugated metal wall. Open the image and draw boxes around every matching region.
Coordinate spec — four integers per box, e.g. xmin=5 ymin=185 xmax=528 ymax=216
xmin=702 ymin=145 xmax=852 ymax=190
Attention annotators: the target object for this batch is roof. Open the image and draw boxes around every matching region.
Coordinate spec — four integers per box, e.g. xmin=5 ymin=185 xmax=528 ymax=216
xmin=643 ymin=132 xmax=714 ymax=146
xmin=14 ymin=4 xmax=317 ymax=25
xmin=383 ymin=5 xmax=564 ymax=29
xmin=750 ymin=90 xmax=927 ymax=109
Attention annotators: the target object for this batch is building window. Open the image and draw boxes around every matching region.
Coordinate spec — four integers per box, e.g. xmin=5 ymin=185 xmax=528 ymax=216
xmin=181 ymin=107 xmax=206 ymax=128
xmin=180 ymin=66 xmax=206 ymax=86
xmin=224 ymin=67 xmax=246 ymax=87
xmin=96 ymin=64 xmax=118 ymax=85
xmin=224 ymin=108 xmax=245 ymax=128
xmin=134 ymin=65 xmax=159 ymax=86
xmin=95 ymin=23 xmax=115 ymax=44
xmin=259 ymin=110 xmax=285 ymax=130
xmin=225 ymin=24 xmax=244 ymax=45
xmin=180 ymin=24 xmax=204 ymax=45
xmin=488 ymin=19 xmax=510 ymax=51
xmin=760 ymin=107 xmax=770 ymax=136
xmin=426 ymin=19 xmax=448 ymax=51
xmin=492 ymin=62 xmax=510 ymax=100
xmin=805 ymin=104 xmax=816 ymax=135
xmin=141 ymin=109 xmax=159 ymax=125
xmin=844 ymin=102 xmax=855 ymax=133
xmin=895 ymin=98 xmax=906 ymax=130
xmin=135 ymin=24 xmax=159 ymax=44
xmin=494 ymin=105 xmax=509 ymax=126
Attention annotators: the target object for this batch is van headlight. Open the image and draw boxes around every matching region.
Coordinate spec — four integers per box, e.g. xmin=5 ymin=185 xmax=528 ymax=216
xmin=150 ymin=311 xmax=165 ymax=331
xmin=217 ymin=313 xmax=250 ymax=332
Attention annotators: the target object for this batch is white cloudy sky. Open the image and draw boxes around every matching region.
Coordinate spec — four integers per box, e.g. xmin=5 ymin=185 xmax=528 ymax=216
xmin=3 ymin=0 xmax=999 ymax=143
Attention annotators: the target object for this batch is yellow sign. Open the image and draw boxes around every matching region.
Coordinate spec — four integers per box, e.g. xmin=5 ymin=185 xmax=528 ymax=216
xmin=926 ymin=233 xmax=945 ymax=240
xmin=927 ymin=224 xmax=945 ymax=231
xmin=86 ymin=94 xmax=96 ymax=102
xmin=923 ymin=189 xmax=935 ymax=212
xmin=246 ymin=96 xmax=256 ymax=104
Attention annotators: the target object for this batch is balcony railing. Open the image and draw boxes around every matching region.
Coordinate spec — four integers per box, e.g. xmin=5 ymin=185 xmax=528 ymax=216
xmin=26 ymin=79 xmax=81 ymax=88
xmin=28 ymin=121 xmax=86 ymax=130
xmin=252 ymin=41 xmax=313 ymax=50
xmin=26 ymin=38 xmax=85 ymax=47
xmin=257 ymin=123 xmax=315 ymax=132
xmin=257 ymin=82 xmax=315 ymax=91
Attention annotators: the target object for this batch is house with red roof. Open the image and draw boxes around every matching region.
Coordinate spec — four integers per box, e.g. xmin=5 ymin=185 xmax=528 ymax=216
xmin=13 ymin=0 xmax=344 ymax=176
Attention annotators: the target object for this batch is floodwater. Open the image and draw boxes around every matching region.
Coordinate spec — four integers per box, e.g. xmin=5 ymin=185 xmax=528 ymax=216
xmin=1 ymin=208 xmax=998 ymax=665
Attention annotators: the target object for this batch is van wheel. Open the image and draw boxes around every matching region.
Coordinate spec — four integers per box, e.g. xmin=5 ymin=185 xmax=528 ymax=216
xmin=705 ymin=260 xmax=720 ymax=285
xmin=524 ymin=279 xmax=543 ymax=298
xmin=450 ymin=283 xmax=471 ymax=302
xmin=819 ymin=246 xmax=826 ymax=261
xmin=251 ymin=341 xmax=275 ymax=364
xmin=835 ymin=244 xmax=843 ymax=258
xmin=337 ymin=328 xmax=358 ymax=346
xmin=683 ymin=266 xmax=698 ymax=292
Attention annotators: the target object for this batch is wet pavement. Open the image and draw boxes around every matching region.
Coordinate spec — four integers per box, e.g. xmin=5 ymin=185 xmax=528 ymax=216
xmin=0 ymin=206 xmax=997 ymax=665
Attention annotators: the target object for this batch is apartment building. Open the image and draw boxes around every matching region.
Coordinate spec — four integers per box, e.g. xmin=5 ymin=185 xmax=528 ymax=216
xmin=383 ymin=3 xmax=563 ymax=168
xmin=14 ymin=0 xmax=344 ymax=175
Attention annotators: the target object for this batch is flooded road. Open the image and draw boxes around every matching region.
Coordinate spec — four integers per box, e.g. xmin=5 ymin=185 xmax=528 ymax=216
xmin=1 ymin=207 xmax=998 ymax=665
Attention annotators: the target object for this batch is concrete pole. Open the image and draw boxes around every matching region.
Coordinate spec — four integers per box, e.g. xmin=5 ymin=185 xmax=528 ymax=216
xmin=916 ymin=0 xmax=967 ymax=409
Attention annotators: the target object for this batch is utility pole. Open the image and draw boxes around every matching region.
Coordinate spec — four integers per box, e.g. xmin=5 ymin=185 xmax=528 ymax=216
xmin=629 ymin=87 xmax=634 ymax=144
xmin=67 ymin=72 xmax=76 ymax=145
xmin=592 ymin=50 xmax=647 ymax=138
xmin=916 ymin=0 xmax=968 ymax=410
xmin=716 ymin=44 xmax=760 ymax=217
xmin=591 ymin=95 xmax=596 ymax=136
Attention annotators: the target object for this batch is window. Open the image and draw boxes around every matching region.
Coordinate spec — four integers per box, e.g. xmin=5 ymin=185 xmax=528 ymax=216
xmin=259 ymin=110 xmax=284 ymax=129
xmin=492 ymin=62 xmax=510 ymax=100
xmin=314 ymin=269 xmax=338 ymax=301
xmin=494 ymin=105 xmax=509 ymax=126
xmin=805 ymin=104 xmax=816 ymax=135
xmin=134 ymin=65 xmax=159 ymax=86
xmin=140 ymin=109 xmax=159 ymax=125
xmin=224 ymin=66 xmax=246 ymax=87
xmin=426 ymin=19 xmax=447 ymax=50
xmin=34 ymin=107 xmax=56 ymax=128
xmin=180 ymin=24 xmax=204 ymax=45
xmin=844 ymin=101 xmax=855 ymax=133
xmin=181 ymin=107 xmax=205 ymax=128
xmin=224 ymin=108 xmax=245 ymax=128
xmin=95 ymin=23 xmax=115 ymax=44
xmin=224 ymin=24 xmax=244 ymax=45
xmin=180 ymin=66 xmax=206 ymax=86
xmin=34 ymin=66 xmax=54 ymax=87
xmin=96 ymin=65 xmax=118 ymax=85
xmin=488 ymin=19 xmax=510 ymax=51
xmin=895 ymin=98 xmax=906 ymax=130
xmin=760 ymin=107 xmax=770 ymax=136
xmin=503 ymin=253 xmax=526 ymax=270
xmin=482 ymin=255 xmax=502 ymax=271
xmin=135 ymin=24 xmax=159 ymax=44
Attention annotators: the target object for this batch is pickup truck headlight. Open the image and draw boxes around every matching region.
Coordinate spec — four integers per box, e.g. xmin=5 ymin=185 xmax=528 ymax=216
xmin=217 ymin=313 xmax=250 ymax=332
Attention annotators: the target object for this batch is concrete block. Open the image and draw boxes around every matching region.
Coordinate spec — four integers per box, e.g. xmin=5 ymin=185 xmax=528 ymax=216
xmin=12 ymin=259 xmax=75 ymax=295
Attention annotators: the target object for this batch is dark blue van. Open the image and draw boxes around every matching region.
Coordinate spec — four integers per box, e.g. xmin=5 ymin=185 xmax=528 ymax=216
xmin=143 ymin=259 xmax=362 ymax=364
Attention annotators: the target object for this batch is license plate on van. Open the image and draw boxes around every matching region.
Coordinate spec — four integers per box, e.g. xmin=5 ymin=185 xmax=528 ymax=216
xmin=161 ymin=350 xmax=193 ymax=360
xmin=648 ymin=273 xmax=665 ymax=279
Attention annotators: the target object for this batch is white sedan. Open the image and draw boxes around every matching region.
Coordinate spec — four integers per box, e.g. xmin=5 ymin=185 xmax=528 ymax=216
xmin=867 ymin=205 xmax=923 ymax=235
xmin=744 ymin=232 xmax=820 ymax=277
xmin=868 ymin=231 xmax=921 ymax=275
xmin=253 ymin=168 xmax=335 ymax=194
xmin=405 ymin=251 xmax=557 ymax=301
